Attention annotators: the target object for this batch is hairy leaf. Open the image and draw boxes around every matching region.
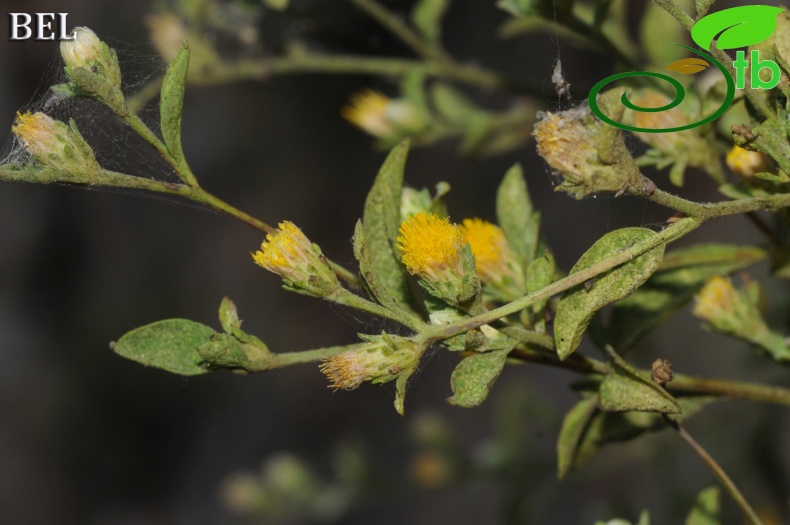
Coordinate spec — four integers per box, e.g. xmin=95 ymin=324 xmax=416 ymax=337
xmin=557 ymin=396 xmax=598 ymax=479
xmin=362 ymin=140 xmax=418 ymax=314
xmin=113 ymin=319 xmax=216 ymax=376
xmin=599 ymin=347 xmax=680 ymax=413
xmin=160 ymin=42 xmax=190 ymax=172
xmin=608 ymin=244 xmax=768 ymax=350
xmin=448 ymin=346 xmax=514 ymax=407
xmin=554 ymin=228 xmax=665 ymax=359
xmin=496 ymin=164 xmax=541 ymax=266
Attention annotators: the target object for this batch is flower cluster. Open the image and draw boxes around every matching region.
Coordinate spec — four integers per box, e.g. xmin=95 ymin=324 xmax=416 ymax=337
xmin=459 ymin=218 xmax=525 ymax=293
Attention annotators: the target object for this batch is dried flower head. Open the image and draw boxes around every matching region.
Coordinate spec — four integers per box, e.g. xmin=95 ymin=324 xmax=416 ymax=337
xmin=320 ymin=334 xmax=423 ymax=390
xmin=459 ymin=218 xmax=525 ymax=290
xmin=342 ymin=89 xmax=423 ymax=139
xmin=252 ymin=221 xmax=340 ymax=297
xmin=12 ymin=111 xmax=100 ymax=178
xmin=533 ymin=102 xmax=642 ymax=199
xmin=726 ymin=145 xmax=773 ymax=178
xmin=397 ymin=212 xmax=478 ymax=303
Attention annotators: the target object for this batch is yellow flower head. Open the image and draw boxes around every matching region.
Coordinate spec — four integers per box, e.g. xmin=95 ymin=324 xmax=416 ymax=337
xmin=397 ymin=211 xmax=463 ymax=277
xmin=459 ymin=218 xmax=524 ymax=287
xmin=252 ymin=221 xmax=340 ymax=297
xmin=341 ymin=89 xmax=422 ymax=139
xmin=726 ymin=145 xmax=773 ymax=178
xmin=396 ymin=212 xmax=478 ymax=303
xmin=320 ymin=334 xmax=422 ymax=390
xmin=12 ymin=111 xmax=100 ymax=176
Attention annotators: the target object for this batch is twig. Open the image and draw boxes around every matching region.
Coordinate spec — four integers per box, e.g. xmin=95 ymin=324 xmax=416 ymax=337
xmin=662 ymin=414 xmax=765 ymax=525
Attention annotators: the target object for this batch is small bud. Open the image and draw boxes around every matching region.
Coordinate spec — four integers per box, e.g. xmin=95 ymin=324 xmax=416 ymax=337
xmin=12 ymin=112 xmax=101 ymax=179
xmin=533 ymin=101 xmax=643 ymax=199
xmin=693 ymin=276 xmax=789 ymax=360
xmin=320 ymin=334 xmax=424 ymax=390
xmin=60 ymin=27 xmax=126 ymax=114
xmin=251 ymin=221 xmax=341 ymax=298
xmin=396 ymin=211 xmax=479 ymax=304
xmin=726 ymin=145 xmax=773 ymax=178
xmin=342 ymin=89 xmax=425 ymax=139
xmin=459 ymin=218 xmax=526 ymax=296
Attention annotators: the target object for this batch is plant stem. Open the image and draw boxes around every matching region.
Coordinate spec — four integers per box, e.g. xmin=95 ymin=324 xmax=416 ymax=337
xmin=329 ymin=288 xmax=426 ymax=332
xmin=669 ymin=373 xmax=790 ymax=406
xmin=662 ymin=414 xmax=765 ymax=525
xmin=349 ymin=0 xmax=451 ymax=63
xmin=650 ymin=0 xmax=694 ymax=30
xmin=425 ymin=217 xmax=700 ymax=341
xmin=647 ymin=188 xmax=790 ymax=220
xmin=268 ymin=343 xmax=363 ymax=368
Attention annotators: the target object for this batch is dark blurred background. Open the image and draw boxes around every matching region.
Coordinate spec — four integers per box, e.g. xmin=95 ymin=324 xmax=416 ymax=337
xmin=1 ymin=1 xmax=788 ymax=523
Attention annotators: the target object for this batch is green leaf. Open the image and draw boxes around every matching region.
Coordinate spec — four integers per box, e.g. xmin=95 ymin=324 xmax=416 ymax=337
xmin=554 ymin=228 xmax=665 ymax=359
xmin=692 ymin=5 xmax=783 ymax=51
xmin=411 ymin=0 xmax=449 ymax=44
xmin=362 ymin=140 xmax=418 ymax=315
xmin=557 ymin=396 xmax=598 ymax=479
xmin=448 ymin=345 xmax=514 ymax=407
xmin=431 ymin=83 xmax=483 ymax=125
xmin=608 ymin=244 xmax=768 ymax=350
xmin=160 ymin=42 xmax=190 ymax=173
xmin=219 ymin=296 xmax=241 ymax=334
xmin=599 ymin=346 xmax=680 ymax=414
xmin=526 ymin=252 xmax=555 ymax=313
xmin=113 ymin=319 xmax=216 ymax=376
xmin=685 ymin=487 xmax=720 ymax=525
xmin=496 ymin=164 xmax=541 ymax=266
xmin=570 ymin=396 xmax=715 ymax=475
xmin=353 ymin=220 xmax=409 ymax=313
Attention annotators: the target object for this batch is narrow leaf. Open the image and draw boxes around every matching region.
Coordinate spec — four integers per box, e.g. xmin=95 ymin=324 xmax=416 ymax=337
xmin=411 ymin=0 xmax=450 ymax=44
xmin=160 ymin=42 xmax=190 ymax=171
xmin=685 ymin=487 xmax=720 ymax=525
xmin=362 ymin=140 xmax=418 ymax=314
xmin=691 ymin=5 xmax=782 ymax=51
xmin=557 ymin=396 xmax=598 ymax=479
xmin=496 ymin=164 xmax=541 ymax=266
xmin=554 ymin=228 xmax=665 ymax=360
xmin=448 ymin=346 xmax=513 ymax=407
xmin=353 ymin=220 xmax=408 ymax=312
xmin=599 ymin=346 xmax=680 ymax=414
xmin=113 ymin=319 xmax=216 ymax=376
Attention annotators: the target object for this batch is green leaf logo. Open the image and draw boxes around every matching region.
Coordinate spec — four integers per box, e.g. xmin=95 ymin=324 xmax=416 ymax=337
xmin=692 ymin=5 xmax=783 ymax=51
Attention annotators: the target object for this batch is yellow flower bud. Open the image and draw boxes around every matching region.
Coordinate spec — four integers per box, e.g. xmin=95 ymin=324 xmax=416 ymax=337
xmin=725 ymin=145 xmax=773 ymax=178
xmin=12 ymin=112 xmax=101 ymax=178
xmin=342 ymin=89 xmax=424 ymax=139
xmin=251 ymin=221 xmax=340 ymax=297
